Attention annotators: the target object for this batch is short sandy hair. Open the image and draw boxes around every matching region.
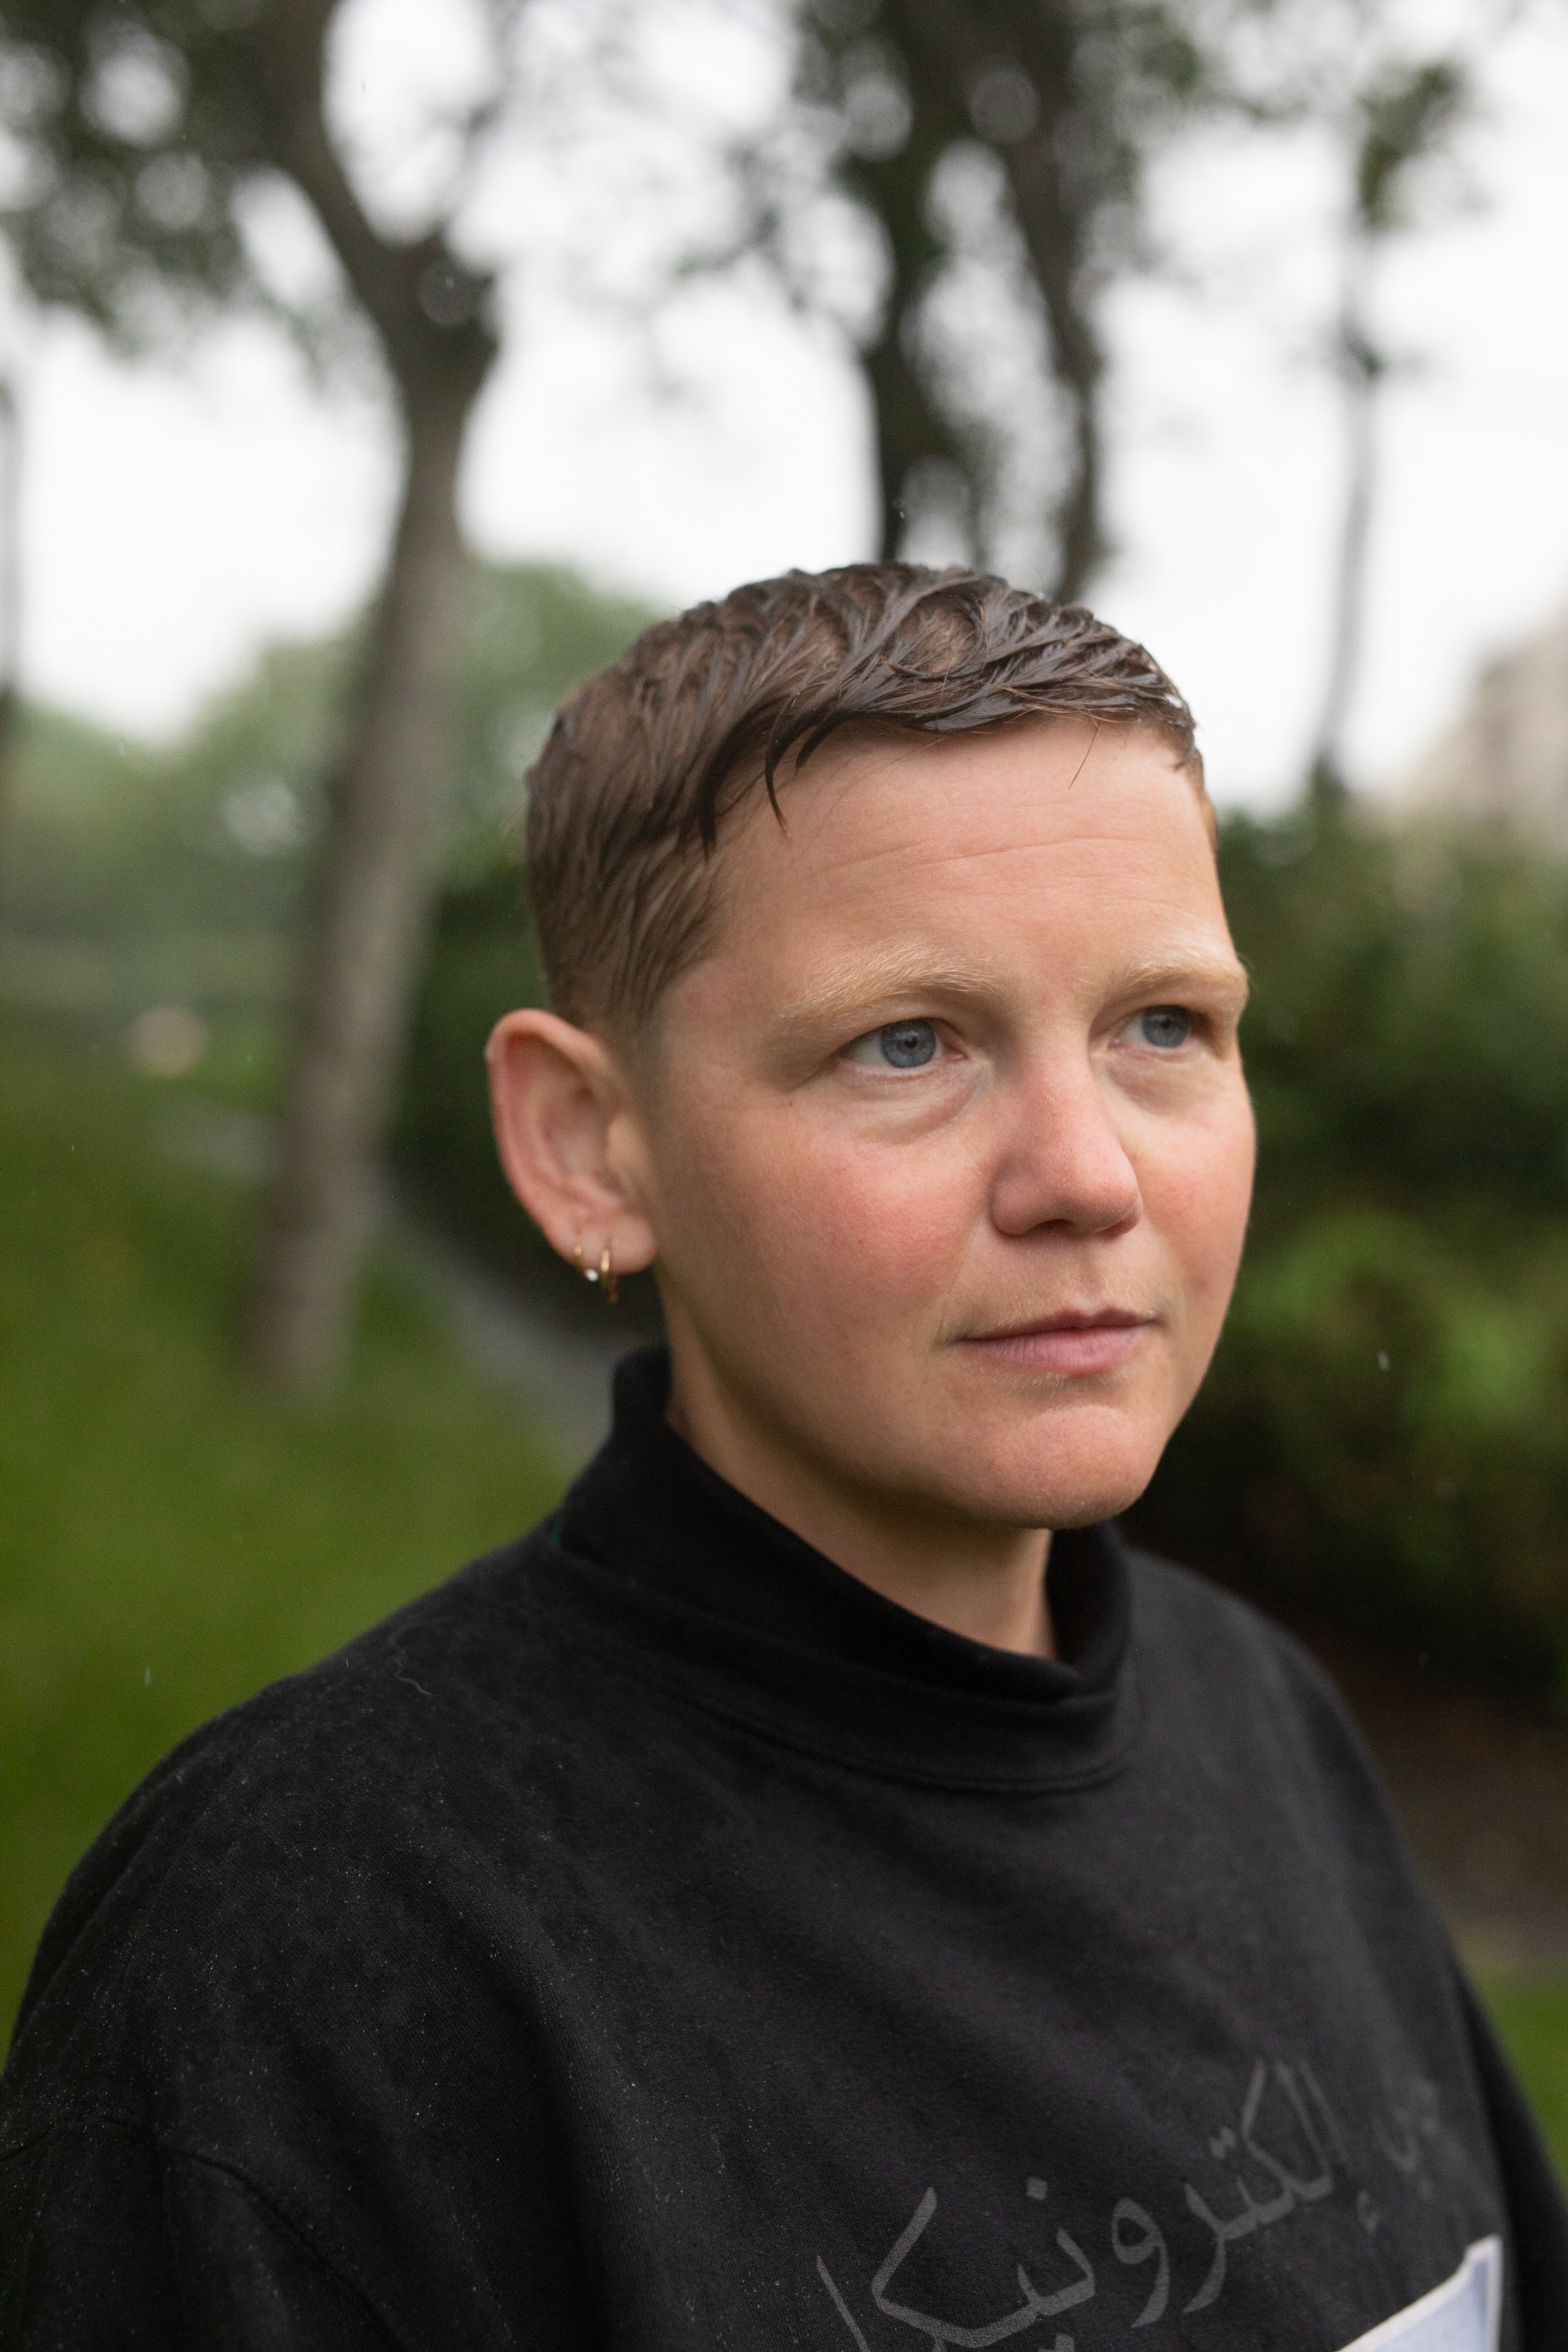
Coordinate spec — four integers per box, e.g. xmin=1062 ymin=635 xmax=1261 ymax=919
xmin=525 ymin=561 xmax=1208 ymax=1036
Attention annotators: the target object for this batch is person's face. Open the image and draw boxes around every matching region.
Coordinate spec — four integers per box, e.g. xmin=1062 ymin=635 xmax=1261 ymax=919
xmin=636 ymin=716 xmax=1255 ymax=1533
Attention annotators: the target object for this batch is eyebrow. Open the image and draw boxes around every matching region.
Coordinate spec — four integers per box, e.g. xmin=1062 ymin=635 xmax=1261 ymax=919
xmin=1108 ymin=953 xmax=1251 ymax=1007
xmin=775 ymin=952 xmax=1006 ymax=1037
xmin=775 ymin=943 xmax=1249 ymax=1040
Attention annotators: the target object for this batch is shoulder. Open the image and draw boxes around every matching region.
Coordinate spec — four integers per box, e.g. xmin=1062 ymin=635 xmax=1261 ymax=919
xmin=3 ymin=1526 xmax=575 ymax=2114
xmin=1122 ymin=1537 xmax=1321 ymax=1676
xmin=1119 ymin=1537 xmax=1397 ymax=1822
xmin=1123 ymin=1535 xmax=1342 ymax=1698
xmin=56 ymin=1521 xmax=566 ymax=1859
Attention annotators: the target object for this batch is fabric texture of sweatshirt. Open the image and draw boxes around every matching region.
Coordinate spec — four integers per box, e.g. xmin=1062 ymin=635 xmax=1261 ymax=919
xmin=3 ymin=1344 xmax=1566 ymax=2350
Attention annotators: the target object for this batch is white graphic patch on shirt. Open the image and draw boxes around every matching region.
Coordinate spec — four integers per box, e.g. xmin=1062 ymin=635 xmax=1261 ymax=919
xmin=1338 ymin=2238 xmax=1502 ymax=2352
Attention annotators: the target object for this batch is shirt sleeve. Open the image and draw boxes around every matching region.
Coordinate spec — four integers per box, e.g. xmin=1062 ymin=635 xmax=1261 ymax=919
xmin=1455 ymin=1971 xmax=1568 ymax=2351
xmin=1 ymin=2119 xmax=403 ymax=2351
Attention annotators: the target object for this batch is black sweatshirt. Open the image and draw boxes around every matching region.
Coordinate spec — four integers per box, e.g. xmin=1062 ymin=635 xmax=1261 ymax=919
xmin=3 ymin=1347 xmax=1566 ymax=2350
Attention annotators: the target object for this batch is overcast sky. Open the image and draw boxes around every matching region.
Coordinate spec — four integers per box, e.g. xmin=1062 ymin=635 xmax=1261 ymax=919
xmin=8 ymin=0 xmax=1568 ymax=812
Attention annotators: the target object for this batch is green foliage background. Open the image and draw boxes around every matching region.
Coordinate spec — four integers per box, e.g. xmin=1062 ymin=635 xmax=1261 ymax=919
xmin=1128 ymin=797 xmax=1568 ymax=1703
xmin=0 ymin=560 xmax=654 ymax=1042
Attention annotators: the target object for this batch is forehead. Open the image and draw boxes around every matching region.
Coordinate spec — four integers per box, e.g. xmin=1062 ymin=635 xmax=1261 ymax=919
xmin=707 ymin=717 xmax=1227 ymax=970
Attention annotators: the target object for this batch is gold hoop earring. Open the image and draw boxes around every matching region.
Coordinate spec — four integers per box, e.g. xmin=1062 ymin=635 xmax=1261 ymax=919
xmin=573 ymin=1239 xmax=618 ymax=1302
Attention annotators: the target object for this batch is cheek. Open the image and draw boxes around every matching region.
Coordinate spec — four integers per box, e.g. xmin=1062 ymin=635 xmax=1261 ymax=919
xmin=662 ymin=1092 xmax=977 ymax=1316
xmin=1141 ymin=1097 xmax=1255 ymax=1313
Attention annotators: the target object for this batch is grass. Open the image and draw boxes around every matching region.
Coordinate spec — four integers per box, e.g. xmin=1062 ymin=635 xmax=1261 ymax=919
xmin=1 ymin=1012 xmax=571 ymax=2039
xmin=3 ymin=1017 xmax=1567 ymax=2190
xmin=1476 ymin=1975 xmax=1568 ymax=2179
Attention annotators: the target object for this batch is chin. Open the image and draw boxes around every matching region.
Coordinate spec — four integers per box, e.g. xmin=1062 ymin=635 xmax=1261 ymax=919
xmin=924 ymin=1406 xmax=1171 ymax=1531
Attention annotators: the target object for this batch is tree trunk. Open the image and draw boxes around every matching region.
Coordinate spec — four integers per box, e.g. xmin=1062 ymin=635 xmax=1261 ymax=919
xmin=229 ymin=0 xmax=501 ymax=1393
xmin=1310 ymin=237 xmax=1378 ymax=797
xmin=0 ymin=376 xmax=21 ymax=869
xmin=245 ymin=372 xmax=482 ymax=1392
xmin=840 ymin=81 xmax=963 ymax=563
xmin=843 ymin=0 xmax=1108 ymax=597
xmin=996 ymin=5 xmax=1105 ymax=604
xmin=862 ymin=269 xmax=959 ymax=561
xmin=1005 ymin=141 xmax=1105 ymax=601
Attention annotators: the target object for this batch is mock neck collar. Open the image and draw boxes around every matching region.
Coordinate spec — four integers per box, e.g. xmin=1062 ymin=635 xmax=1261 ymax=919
xmin=547 ymin=1346 xmax=1140 ymax=1791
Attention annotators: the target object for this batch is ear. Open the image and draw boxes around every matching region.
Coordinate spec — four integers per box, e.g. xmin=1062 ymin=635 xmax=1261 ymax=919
xmin=486 ymin=1009 xmax=658 ymax=1277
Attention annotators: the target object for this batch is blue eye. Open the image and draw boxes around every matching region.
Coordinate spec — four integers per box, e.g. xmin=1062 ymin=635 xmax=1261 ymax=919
xmin=1139 ymin=1006 xmax=1192 ymax=1049
xmin=878 ymin=1020 xmax=938 ymax=1067
xmin=847 ymin=1019 xmax=939 ymax=1069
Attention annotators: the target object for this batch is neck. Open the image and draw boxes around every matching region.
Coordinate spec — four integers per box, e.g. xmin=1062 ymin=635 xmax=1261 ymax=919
xmin=664 ymin=1353 xmax=1056 ymax=1660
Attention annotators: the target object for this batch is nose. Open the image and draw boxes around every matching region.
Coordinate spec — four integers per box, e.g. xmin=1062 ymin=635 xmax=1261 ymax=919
xmin=988 ymin=1055 xmax=1142 ymax=1240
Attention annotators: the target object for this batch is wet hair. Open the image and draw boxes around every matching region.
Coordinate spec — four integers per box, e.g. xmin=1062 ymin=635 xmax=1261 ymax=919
xmin=525 ymin=560 xmax=1209 ymax=1037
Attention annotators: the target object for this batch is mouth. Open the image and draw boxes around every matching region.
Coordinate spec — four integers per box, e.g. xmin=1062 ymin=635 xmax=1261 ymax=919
xmin=955 ymin=1309 xmax=1156 ymax=1378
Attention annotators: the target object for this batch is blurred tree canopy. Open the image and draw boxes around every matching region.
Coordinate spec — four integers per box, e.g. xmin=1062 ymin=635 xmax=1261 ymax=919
xmin=755 ymin=0 xmax=1483 ymax=599
xmin=791 ymin=0 xmax=1213 ymax=590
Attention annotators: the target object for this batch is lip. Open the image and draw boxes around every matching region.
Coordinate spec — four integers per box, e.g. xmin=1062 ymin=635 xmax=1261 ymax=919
xmin=957 ymin=1309 xmax=1156 ymax=1378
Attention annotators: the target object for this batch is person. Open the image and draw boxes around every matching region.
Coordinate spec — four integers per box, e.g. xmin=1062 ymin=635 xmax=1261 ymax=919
xmin=1 ymin=564 xmax=1563 ymax=2350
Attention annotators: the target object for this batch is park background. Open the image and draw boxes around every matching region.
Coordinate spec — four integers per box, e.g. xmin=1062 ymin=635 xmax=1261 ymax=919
xmin=6 ymin=0 xmax=1568 ymax=2174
